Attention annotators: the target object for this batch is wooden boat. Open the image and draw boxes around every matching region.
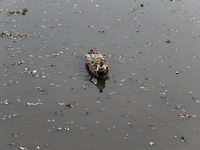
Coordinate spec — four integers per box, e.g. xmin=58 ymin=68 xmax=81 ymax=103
xmin=85 ymin=50 xmax=109 ymax=79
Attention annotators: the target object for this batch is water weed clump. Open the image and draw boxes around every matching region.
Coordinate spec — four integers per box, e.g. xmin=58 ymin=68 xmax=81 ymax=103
xmin=22 ymin=8 xmax=28 ymax=15
xmin=1 ymin=32 xmax=27 ymax=39
xmin=8 ymin=8 xmax=28 ymax=15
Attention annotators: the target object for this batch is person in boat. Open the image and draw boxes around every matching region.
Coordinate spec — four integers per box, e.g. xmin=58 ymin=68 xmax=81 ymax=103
xmin=96 ymin=62 xmax=106 ymax=77
xmin=88 ymin=49 xmax=97 ymax=54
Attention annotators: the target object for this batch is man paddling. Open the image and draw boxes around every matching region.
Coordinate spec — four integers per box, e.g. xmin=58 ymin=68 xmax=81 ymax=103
xmin=96 ymin=62 xmax=106 ymax=77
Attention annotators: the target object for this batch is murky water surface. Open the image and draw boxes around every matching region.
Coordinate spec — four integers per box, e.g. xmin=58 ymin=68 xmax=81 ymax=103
xmin=1 ymin=0 xmax=200 ymax=149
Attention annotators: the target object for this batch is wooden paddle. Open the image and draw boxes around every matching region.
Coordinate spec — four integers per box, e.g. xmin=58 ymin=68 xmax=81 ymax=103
xmin=89 ymin=73 xmax=97 ymax=80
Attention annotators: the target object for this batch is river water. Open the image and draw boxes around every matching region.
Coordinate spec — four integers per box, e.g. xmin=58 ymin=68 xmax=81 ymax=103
xmin=1 ymin=0 xmax=200 ymax=149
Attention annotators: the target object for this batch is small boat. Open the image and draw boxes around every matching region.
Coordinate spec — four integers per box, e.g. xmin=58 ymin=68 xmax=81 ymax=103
xmin=85 ymin=50 xmax=109 ymax=79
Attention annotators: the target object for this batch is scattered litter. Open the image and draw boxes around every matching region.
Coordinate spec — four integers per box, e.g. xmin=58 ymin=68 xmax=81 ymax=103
xmin=115 ymin=56 xmax=125 ymax=63
xmin=26 ymin=102 xmax=43 ymax=106
xmin=133 ymin=141 xmax=140 ymax=144
xmin=57 ymin=127 xmax=70 ymax=131
xmin=29 ymin=55 xmax=34 ymax=58
xmin=8 ymin=8 xmax=28 ymax=15
xmin=12 ymin=60 xmax=24 ymax=66
xmin=109 ymin=91 xmax=122 ymax=95
xmin=196 ymin=100 xmax=200 ymax=104
xmin=120 ymin=78 xmax=126 ymax=82
xmin=47 ymin=119 xmax=55 ymax=122
xmin=181 ymin=136 xmax=188 ymax=142
xmin=8 ymin=142 xmax=14 ymax=146
xmin=17 ymin=146 xmax=28 ymax=150
xmin=178 ymin=114 xmax=197 ymax=119
xmin=82 ymin=112 xmax=89 ymax=116
xmin=1 ymin=32 xmax=27 ymax=39
xmin=2 ymin=114 xmax=17 ymax=120
xmin=66 ymin=103 xmax=72 ymax=108
xmin=58 ymin=103 xmax=65 ymax=105
xmin=148 ymin=141 xmax=155 ymax=145
xmin=34 ymin=87 xmax=48 ymax=93
xmin=54 ymin=110 xmax=64 ymax=115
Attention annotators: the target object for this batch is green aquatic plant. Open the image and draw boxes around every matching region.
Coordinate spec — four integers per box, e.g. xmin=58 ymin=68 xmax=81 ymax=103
xmin=1 ymin=32 xmax=7 ymax=36
xmin=181 ymin=136 xmax=188 ymax=142
xmin=9 ymin=11 xmax=14 ymax=14
xmin=66 ymin=103 xmax=72 ymax=108
xmin=22 ymin=8 xmax=28 ymax=12
xmin=140 ymin=4 xmax=144 ymax=7
xmin=50 ymin=64 xmax=54 ymax=67
xmin=105 ymin=76 xmax=109 ymax=79
xmin=22 ymin=8 xmax=28 ymax=15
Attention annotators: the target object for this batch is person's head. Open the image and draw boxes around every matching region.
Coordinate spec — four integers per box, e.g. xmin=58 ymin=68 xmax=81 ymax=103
xmin=100 ymin=62 xmax=104 ymax=66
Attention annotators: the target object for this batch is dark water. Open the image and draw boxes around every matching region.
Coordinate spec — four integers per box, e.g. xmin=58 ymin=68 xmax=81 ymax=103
xmin=1 ymin=0 xmax=200 ymax=149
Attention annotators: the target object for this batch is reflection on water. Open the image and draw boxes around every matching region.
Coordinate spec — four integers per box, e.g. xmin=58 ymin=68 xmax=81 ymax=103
xmin=90 ymin=79 xmax=106 ymax=93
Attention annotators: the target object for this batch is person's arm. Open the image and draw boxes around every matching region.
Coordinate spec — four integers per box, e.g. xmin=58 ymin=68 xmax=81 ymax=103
xmin=103 ymin=65 xmax=106 ymax=70
xmin=96 ymin=65 xmax=99 ymax=74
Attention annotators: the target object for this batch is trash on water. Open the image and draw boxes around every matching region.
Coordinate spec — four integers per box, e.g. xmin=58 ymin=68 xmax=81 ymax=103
xmin=3 ymin=99 xmax=9 ymax=105
xmin=2 ymin=114 xmax=18 ymax=120
xmin=181 ymin=136 xmax=188 ymax=142
xmin=8 ymin=142 xmax=14 ymax=146
xmin=57 ymin=127 xmax=70 ymax=131
xmin=178 ymin=114 xmax=197 ymax=119
xmin=29 ymin=55 xmax=34 ymax=57
xmin=66 ymin=103 xmax=72 ymax=108
xmin=47 ymin=119 xmax=55 ymax=122
xmin=115 ymin=56 xmax=125 ymax=63
xmin=54 ymin=110 xmax=64 ymax=115
xmin=12 ymin=60 xmax=24 ymax=66
xmin=34 ymin=87 xmax=48 ymax=93
xmin=148 ymin=141 xmax=155 ymax=145
xmin=26 ymin=102 xmax=43 ymax=106
xmin=58 ymin=103 xmax=65 ymax=105
xmin=17 ymin=146 xmax=28 ymax=150
xmin=109 ymin=91 xmax=122 ymax=95
xmin=133 ymin=141 xmax=140 ymax=144
xmin=196 ymin=100 xmax=200 ymax=104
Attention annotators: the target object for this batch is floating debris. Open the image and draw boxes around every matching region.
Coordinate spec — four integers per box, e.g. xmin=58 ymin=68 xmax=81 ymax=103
xmin=178 ymin=114 xmax=197 ymax=119
xmin=12 ymin=60 xmax=24 ymax=66
xmin=8 ymin=142 xmax=14 ymax=146
xmin=148 ymin=141 xmax=155 ymax=145
xmin=8 ymin=8 xmax=28 ymax=15
xmin=115 ymin=56 xmax=125 ymax=63
xmin=34 ymin=87 xmax=48 ymax=93
xmin=57 ymin=127 xmax=70 ymax=131
xmin=54 ymin=110 xmax=64 ymax=115
xmin=181 ymin=136 xmax=188 ymax=142
xmin=2 ymin=114 xmax=18 ymax=120
xmin=1 ymin=32 xmax=27 ymax=39
xmin=82 ymin=112 xmax=89 ymax=116
xmin=26 ymin=102 xmax=43 ymax=106
xmin=66 ymin=103 xmax=72 ymax=108
xmin=58 ymin=103 xmax=65 ymax=106
xmin=109 ymin=91 xmax=122 ymax=95
xmin=17 ymin=146 xmax=28 ymax=150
